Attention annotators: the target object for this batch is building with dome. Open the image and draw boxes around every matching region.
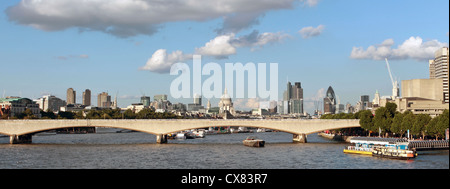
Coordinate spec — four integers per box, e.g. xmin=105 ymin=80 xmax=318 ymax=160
xmin=218 ymin=88 xmax=235 ymax=117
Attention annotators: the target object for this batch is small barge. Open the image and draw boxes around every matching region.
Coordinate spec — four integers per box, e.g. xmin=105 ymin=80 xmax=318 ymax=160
xmin=243 ymin=136 xmax=265 ymax=147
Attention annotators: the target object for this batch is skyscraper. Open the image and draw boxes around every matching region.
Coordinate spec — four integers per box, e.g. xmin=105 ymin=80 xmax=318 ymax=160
xmin=97 ymin=92 xmax=111 ymax=108
xmin=82 ymin=89 xmax=91 ymax=106
xmin=67 ymin=88 xmax=76 ymax=105
xmin=193 ymin=93 xmax=202 ymax=105
xmin=141 ymin=96 xmax=151 ymax=106
xmin=282 ymin=81 xmax=304 ymax=114
xmin=323 ymin=86 xmax=336 ymax=114
xmin=429 ymin=47 xmax=449 ymax=103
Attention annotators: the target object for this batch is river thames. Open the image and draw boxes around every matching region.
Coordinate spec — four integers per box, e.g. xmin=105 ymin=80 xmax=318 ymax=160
xmin=0 ymin=130 xmax=448 ymax=169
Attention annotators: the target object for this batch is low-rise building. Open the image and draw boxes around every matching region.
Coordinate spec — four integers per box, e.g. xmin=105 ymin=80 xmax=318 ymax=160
xmin=0 ymin=97 xmax=41 ymax=118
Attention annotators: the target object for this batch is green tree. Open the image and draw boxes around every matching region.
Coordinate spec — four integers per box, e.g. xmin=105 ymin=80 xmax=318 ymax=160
xmin=436 ymin=110 xmax=449 ymax=139
xmin=41 ymin=109 xmax=56 ymax=119
xmin=123 ymin=109 xmax=136 ymax=119
xmin=20 ymin=109 xmax=37 ymax=119
xmin=391 ymin=112 xmax=404 ymax=137
xmin=385 ymin=102 xmax=397 ymax=118
xmin=412 ymin=114 xmax=431 ymax=139
xmin=401 ymin=111 xmax=415 ymax=138
xmin=136 ymin=108 xmax=155 ymax=119
xmin=359 ymin=110 xmax=374 ymax=136
xmin=426 ymin=116 xmax=440 ymax=140
xmin=57 ymin=111 xmax=75 ymax=119
xmin=374 ymin=107 xmax=392 ymax=136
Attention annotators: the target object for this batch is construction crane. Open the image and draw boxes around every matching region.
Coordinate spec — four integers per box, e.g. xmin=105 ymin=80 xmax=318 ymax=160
xmin=385 ymin=58 xmax=399 ymax=99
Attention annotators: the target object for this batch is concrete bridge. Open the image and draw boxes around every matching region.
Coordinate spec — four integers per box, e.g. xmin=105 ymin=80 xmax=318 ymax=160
xmin=0 ymin=119 xmax=360 ymax=144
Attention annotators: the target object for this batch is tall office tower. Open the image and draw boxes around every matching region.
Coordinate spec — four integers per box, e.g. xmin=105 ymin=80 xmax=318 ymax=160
xmin=323 ymin=86 xmax=336 ymax=114
xmin=82 ymin=89 xmax=91 ymax=106
xmin=429 ymin=47 xmax=449 ymax=103
xmin=67 ymin=88 xmax=76 ymax=105
xmin=284 ymin=81 xmax=292 ymax=101
xmin=141 ymin=96 xmax=151 ymax=106
xmin=154 ymin=94 xmax=168 ymax=102
xmin=360 ymin=95 xmax=370 ymax=110
xmin=97 ymin=92 xmax=111 ymax=108
xmin=193 ymin=93 xmax=202 ymax=105
xmin=282 ymin=81 xmax=304 ymax=114
xmin=291 ymin=82 xmax=303 ymax=100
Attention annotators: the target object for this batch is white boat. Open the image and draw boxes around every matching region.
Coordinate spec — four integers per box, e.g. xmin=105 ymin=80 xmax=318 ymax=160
xmin=257 ymin=128 xmax=266 ymax=133
xmin=192 ymin=130 xmax=205 ymax=138
xmin=175 ymin=133 xmax=186 ymax=140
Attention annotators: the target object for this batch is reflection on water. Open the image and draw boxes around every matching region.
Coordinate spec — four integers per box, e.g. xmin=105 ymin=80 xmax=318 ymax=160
xmin=0 ymin=130 xmax=448 ymax=169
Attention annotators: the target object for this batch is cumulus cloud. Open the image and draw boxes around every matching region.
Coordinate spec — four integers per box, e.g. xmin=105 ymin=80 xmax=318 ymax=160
xmin=143 ymin=30 xmax=289 ymax=73
xmin=139 ymin=49 xmax=192 ymax=74
xmin=195 ymin=30 xmax=289 ymax=58
xmin=195 ymin=34 xmax=237 ymax=59
xmin=234 ymin=98 xmax=261 ymax=110
xmin=298 ymin=25 xmax=325 ymax=39
xmin=350 ymin=36 xmax=448 ymax=61
xmin=6 ymin=0 xmax=302 ymax=38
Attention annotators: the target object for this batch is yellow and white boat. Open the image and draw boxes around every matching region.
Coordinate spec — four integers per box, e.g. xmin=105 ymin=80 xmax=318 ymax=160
xmin=343 ymin=146 xmax=373 ymax=155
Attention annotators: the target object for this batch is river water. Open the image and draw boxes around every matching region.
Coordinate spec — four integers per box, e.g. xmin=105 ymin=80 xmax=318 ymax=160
xmin=0 ymin=129 xmax=448 ymax=169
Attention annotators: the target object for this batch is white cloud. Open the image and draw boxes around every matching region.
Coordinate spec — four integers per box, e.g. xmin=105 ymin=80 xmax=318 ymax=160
xmin=234 ymin=98 xmax=261 ymax=110
xmin=300 ymin=0 xmax=320 ymax=7
xmin=232 ymin=30 xmax=291 ymax=50
xmin=304 ymin=88 xmax=325 ymax=111
xmin=298 ymin=25 xmax=325 ymax=39
xmin=195 ymin=30 xmax=289 ymax=58
xmin=350 ymin=36 xmax=448 ymax=61
xmin=6 ymin=0 xmax=302 ymax=38
xmin=139 ymin=49 xmax=192 ymax=74
xmin=143 ymin=30 xmax=289 ymax=73
xmin=195 ymin=34 xmax=237 ymax=59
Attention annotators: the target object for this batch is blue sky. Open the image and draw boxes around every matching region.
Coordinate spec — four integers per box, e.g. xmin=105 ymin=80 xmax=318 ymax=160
xmin=0 ymin=0 xmax=448 ymax=113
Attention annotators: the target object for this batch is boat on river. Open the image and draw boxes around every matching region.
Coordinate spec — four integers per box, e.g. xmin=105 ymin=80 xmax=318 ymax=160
xmin=243 ymin=136 xmax=265 ymax=147
xmin=343 ymin=145 xmax=373 ymax=155
xmin=372 ymin=145 xmax=417 ymax=160
xmin=192 ymin=129 xmax=205 ymax=138
xmin=343 ymin=137 xmax=417 ymax=160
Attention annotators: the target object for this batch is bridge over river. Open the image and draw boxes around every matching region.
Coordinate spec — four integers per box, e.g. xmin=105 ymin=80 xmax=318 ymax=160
xmin=0 ymin=119 xmax=361 ymax=144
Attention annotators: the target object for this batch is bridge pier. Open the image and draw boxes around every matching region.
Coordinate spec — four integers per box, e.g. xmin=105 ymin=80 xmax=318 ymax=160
xmin=293 ymin=134 xmax=307 ymax=143
xmin=156 ymin=134 xmax=167 ymax=144
xmin=10 ymin=134 xmax=32 ymax=144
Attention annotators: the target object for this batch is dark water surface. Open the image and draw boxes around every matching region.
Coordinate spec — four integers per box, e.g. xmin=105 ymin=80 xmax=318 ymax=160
xmin=0 ymin=130 xmax=448 ymax=169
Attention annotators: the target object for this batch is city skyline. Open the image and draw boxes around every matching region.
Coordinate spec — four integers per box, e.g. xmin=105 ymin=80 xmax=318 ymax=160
xmin=0 ymin=0 xmax=449 ymax=114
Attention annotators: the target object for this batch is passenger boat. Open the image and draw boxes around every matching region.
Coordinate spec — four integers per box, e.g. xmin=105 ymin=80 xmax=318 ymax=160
xmin=343 ymin=145 xmax=373 ymax=155
xmin=372 ymin=145 xmax=417 ymax=160
xmin=243 ymin=136 xmax=265 ymax=147
xmin=343 ymin=137 xmax=377 ymax=155
xmin=343 ymin=137 xmax=417 ymax=160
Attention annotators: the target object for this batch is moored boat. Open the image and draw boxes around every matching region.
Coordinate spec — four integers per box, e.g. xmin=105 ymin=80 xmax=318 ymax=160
xmin=243 ymin=136 xmax=265 ymax=147
xmin=372 ymin=146 xmax=417 ymax=160
xmin=192 ymin=129 xmax=205 ymax=138
xmin=343 ymin=145 xmax=373 ymax=155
